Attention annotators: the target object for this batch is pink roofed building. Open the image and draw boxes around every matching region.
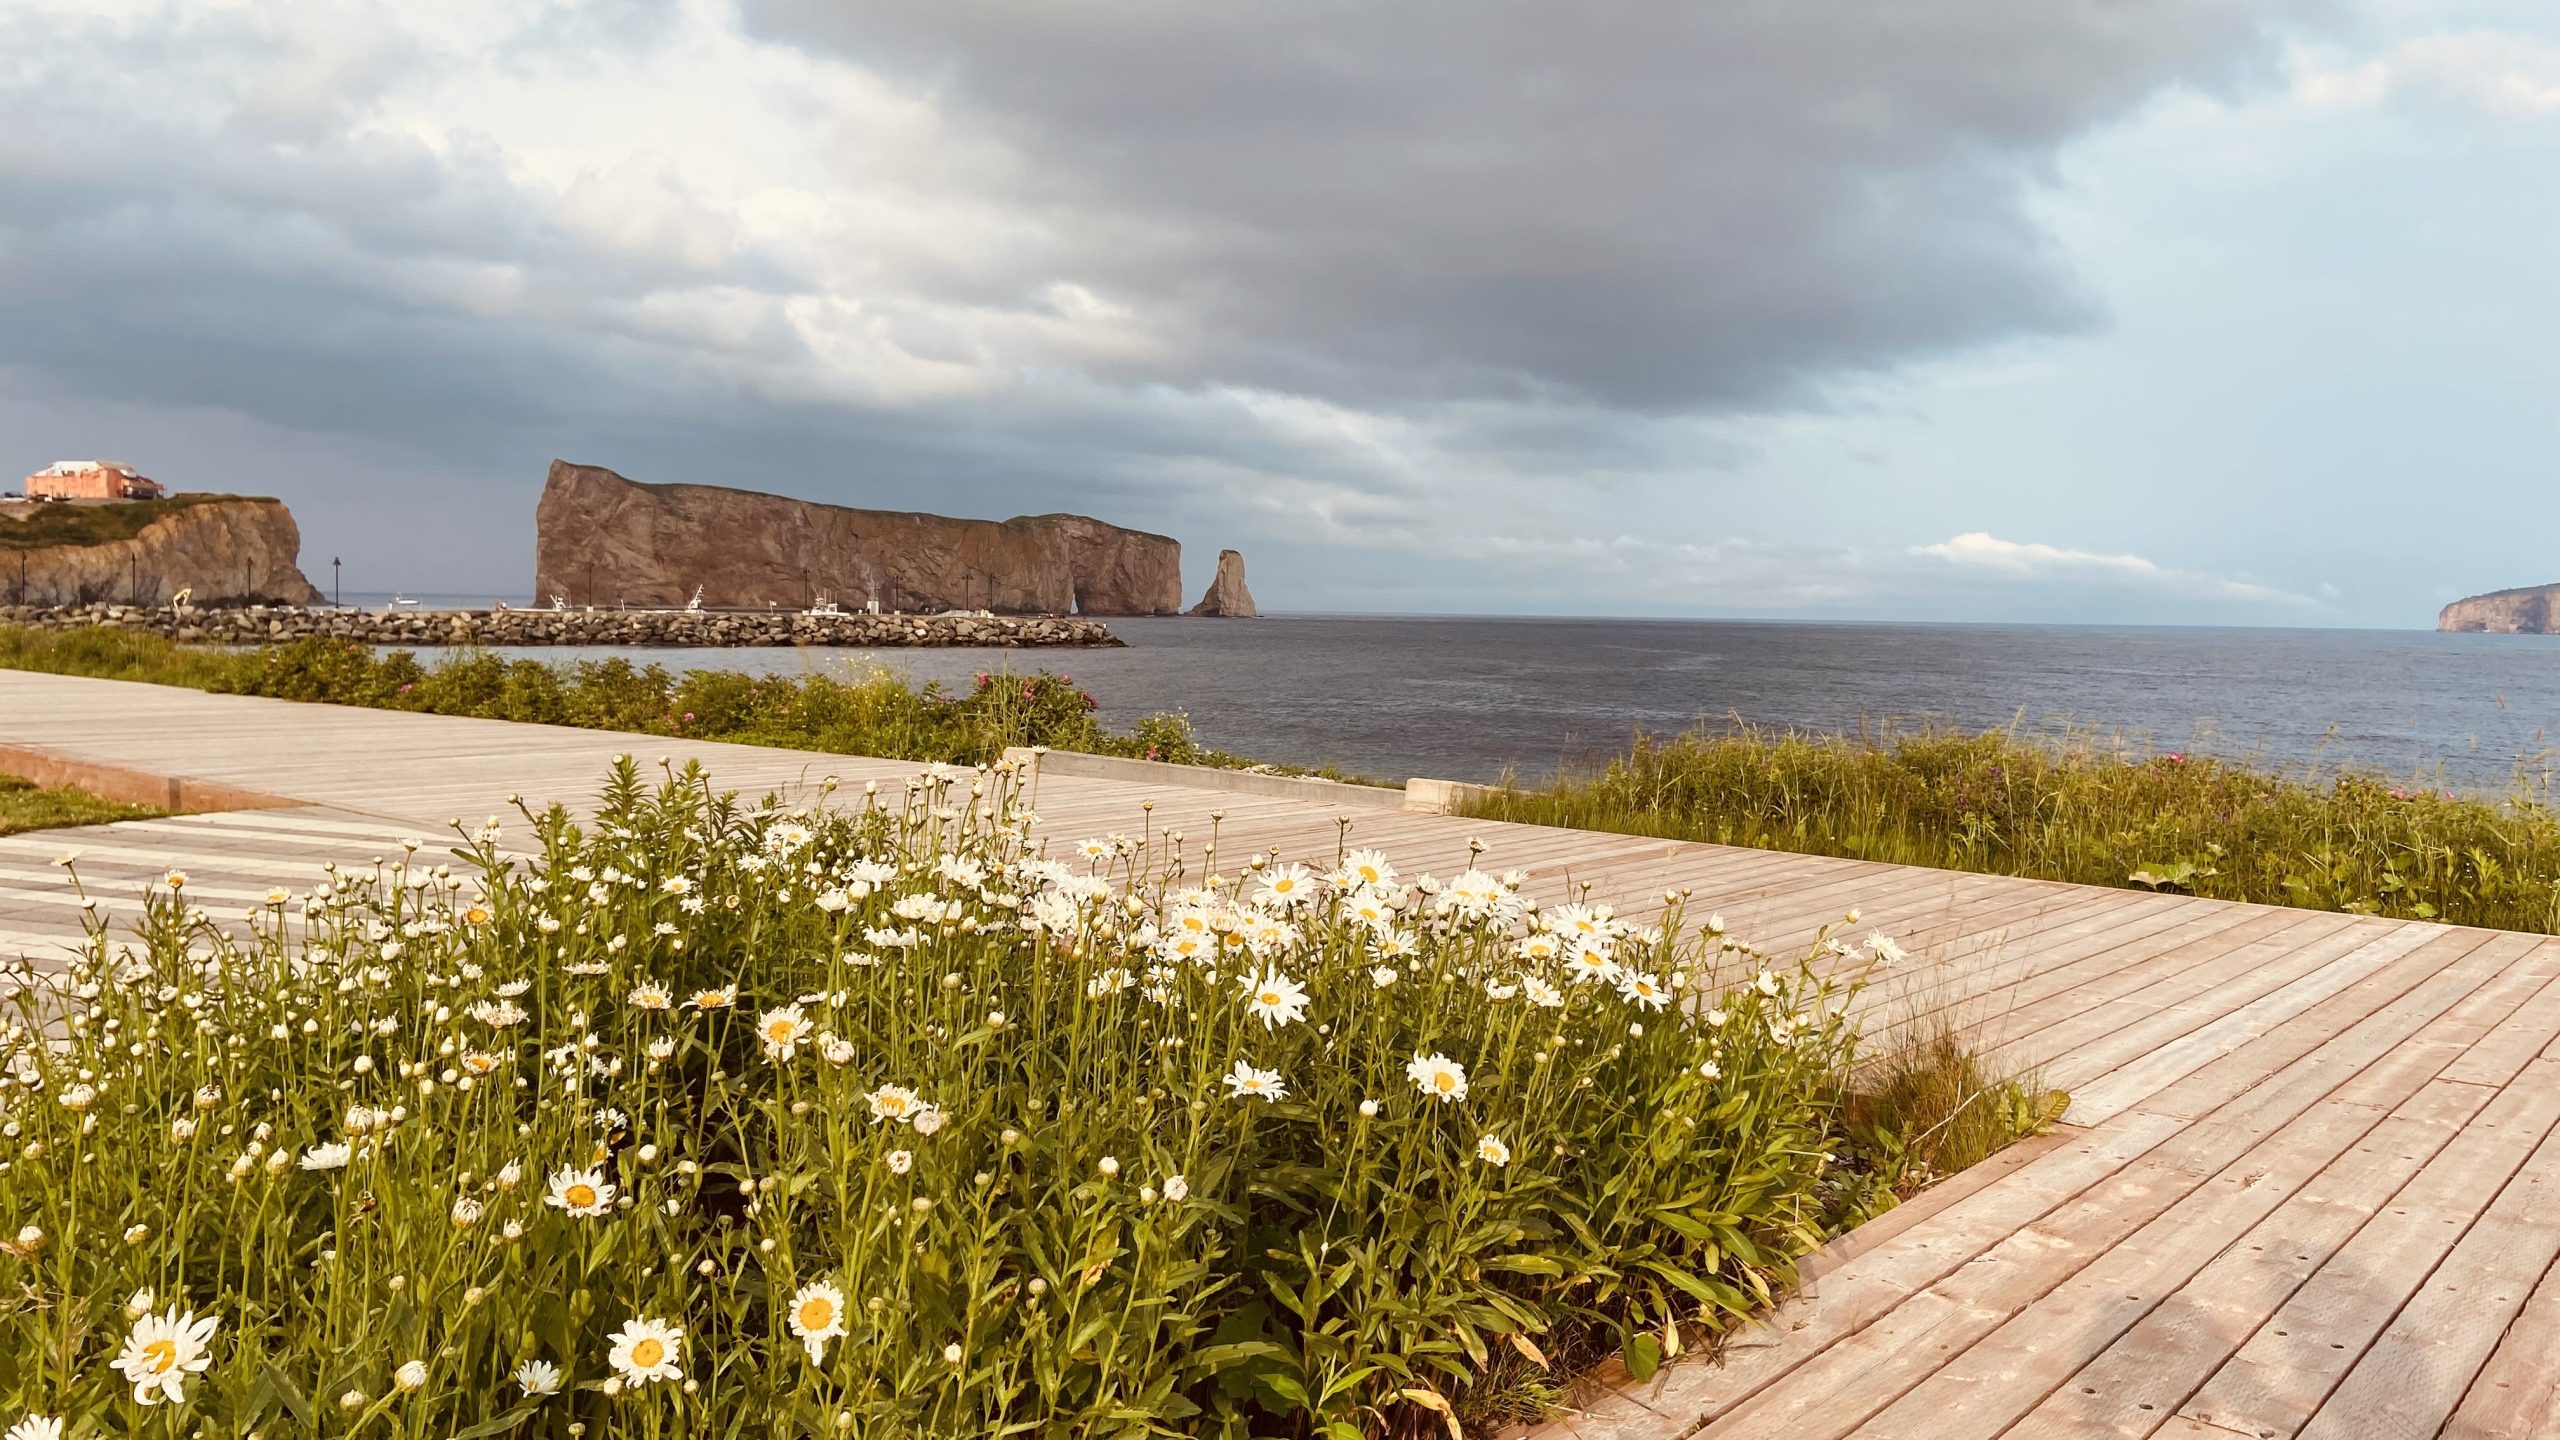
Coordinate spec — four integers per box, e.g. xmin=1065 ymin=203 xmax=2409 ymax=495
xmin=24 ymin=461 xmax=165 ymax=501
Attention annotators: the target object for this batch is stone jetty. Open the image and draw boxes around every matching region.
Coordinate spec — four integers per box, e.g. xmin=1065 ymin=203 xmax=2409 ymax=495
xmin=0 ymin=602 xmax=1123 ymax=649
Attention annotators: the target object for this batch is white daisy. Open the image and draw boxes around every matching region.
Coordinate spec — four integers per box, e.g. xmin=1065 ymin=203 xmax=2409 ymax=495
xmin=1477 ymin=1134 xmax=1512 ymax=1167
xmin=606 ymin=1315 xmax=684 ymax=1385
xmin=514 ymin=1359 xmax=564 ymax=1397
xmin=1335 ymin=848 xmax=1396 ymax=888
xmin=1254 ymin=863 xmax=1317 ymax=909
xmin=1221 ymin=1059 xmax=1287 ymax=1102
xmin=757 ymin=1004 xmax=811 ymax=1062
xmin=299 ymin=1142 xmax=353 ymax=1171
xmin=787 ymin=1280 xmax=849 ymax=1364
xmin=1240 ymin=969 xmax=1310 ymax=1029
xmin=1406 ymin=1052 xmax=1470 ymax=1104
xmin=543 ymin=1165 xmax=616 ymax=1217
xmin=114 ymin=1306 xmax=219 ymax=1406
xmin=1616 ymin=970 xmax=1672 ymax=1011
xmin=865 ymin=1084 xmax=925 ymax=1124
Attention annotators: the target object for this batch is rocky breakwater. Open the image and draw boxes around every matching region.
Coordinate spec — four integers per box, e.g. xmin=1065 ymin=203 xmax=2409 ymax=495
xmin=535 ymin=460 xmax=1185 ymax=615
xmin=0 ymin=494 xmax=322 ymax=606
xmin=1 ymin=603 xmax=1124 ymax=649
xmin=2439 ymin=584 xmax=2560 ymax=634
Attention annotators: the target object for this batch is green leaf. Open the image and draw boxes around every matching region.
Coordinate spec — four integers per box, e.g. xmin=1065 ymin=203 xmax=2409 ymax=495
xmin=1627 ymin=1332 xmax=1664 ymax=1383
xmin=450 ymin=1404 xmax=543 ymax=1439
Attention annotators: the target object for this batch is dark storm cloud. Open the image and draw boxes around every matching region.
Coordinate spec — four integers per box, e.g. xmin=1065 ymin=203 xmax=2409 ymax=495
xmin=0 ymin=0 xmax=2342 ymax=617
xmin=743 ymin=0 xmax=2318 ymax=411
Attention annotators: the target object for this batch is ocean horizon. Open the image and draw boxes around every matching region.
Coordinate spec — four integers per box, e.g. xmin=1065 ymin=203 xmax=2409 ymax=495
xmin=335 ymin=611 xmax=2560 ymax=794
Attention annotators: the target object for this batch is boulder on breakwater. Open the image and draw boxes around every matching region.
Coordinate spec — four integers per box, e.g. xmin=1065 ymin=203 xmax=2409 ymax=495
xmin=0 ymin=603 xmax=1124 ymax=649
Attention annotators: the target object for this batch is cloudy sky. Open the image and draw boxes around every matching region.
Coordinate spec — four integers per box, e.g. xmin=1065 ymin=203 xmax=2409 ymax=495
xmin=1 ymin=0 xmax=2551 ymax=624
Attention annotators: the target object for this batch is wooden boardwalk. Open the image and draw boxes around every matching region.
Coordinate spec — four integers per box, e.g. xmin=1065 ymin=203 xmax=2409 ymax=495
xmin=4 ymin=669 xmax=2557 ymax=1439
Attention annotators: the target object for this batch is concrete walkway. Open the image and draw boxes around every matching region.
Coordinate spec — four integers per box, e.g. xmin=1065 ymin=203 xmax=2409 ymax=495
xmin=3 ymin=669 xmax=2556 ymax=1440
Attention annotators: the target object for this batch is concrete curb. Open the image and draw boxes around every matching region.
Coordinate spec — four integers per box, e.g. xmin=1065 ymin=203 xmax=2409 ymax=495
xmin=0 ymin=741 xmax=302 ymax=814
xmin=1002 ymin=747 xmax=1498 ymax=816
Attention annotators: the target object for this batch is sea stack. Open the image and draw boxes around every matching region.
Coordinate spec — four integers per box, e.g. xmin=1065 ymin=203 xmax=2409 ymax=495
xmin=1188 ymin=549 xmax=1259 ymax=618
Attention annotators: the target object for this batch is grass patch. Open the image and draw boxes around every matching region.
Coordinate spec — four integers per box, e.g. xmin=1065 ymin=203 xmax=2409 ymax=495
xmin=0 ymin=759 xmax=2041 ymax=1435
xmin=1845 ymin=1027 xmax=2065 ymax=1196
xmin=0 ymin=621 xmax=1369 ymax=781
xmin=0 ymin=774 xmax=163 ymax=836
xmin=0 ymin=494 xmax=266 ymax=551
xmin=1465 ymin=724 xmax=2560 ymax=934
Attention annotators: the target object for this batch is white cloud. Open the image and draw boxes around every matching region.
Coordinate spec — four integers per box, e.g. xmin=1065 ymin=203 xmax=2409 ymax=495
xmin=2293 ymin=31 xmax=2560 ymax=118
xmin=1913 ymin=532 xmax=2319 ymax=608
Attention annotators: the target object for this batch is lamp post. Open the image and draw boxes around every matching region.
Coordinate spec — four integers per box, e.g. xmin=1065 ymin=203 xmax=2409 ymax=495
xmin=333 ymin=557 xmax=342 ymax=608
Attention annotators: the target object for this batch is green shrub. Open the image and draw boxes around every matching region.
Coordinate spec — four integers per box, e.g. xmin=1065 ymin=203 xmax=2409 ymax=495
xmin=2 ymin=760 xmax=1899 ymax=1436
xmin=0 ymin=625 xmax=1313 ymax=778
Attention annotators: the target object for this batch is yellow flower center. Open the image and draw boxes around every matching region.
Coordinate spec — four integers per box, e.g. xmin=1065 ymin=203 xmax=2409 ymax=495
xmin=630 ymin=1338 xmax=666 ymax=1368
xmin=1434 ymin=1074 xmax=1457 ymax=1093
xmin=797 ymin=1298 xmax=836 ymax=1331
xmin=1260 ymin=991 xmax=1282 ymax=1006
xmin=767 ymin=1022 xmax=794 ymax=1042
xmin=564 ymin=1184 xmax=597 ymax=1208
xmin=143 ymin=1338 xmax=179 ymax=1373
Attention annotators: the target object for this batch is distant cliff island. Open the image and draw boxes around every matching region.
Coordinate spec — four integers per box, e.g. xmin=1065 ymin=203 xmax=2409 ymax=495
xmin=535 ymin=460 xmax=1256 ymax=617
xmin=2438 ymin=583 xmax=2560 ymax=634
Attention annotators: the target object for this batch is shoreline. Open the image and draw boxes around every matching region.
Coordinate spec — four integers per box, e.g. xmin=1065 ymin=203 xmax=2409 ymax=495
xmin=0 ymin=601 xmax=1124 ymax=648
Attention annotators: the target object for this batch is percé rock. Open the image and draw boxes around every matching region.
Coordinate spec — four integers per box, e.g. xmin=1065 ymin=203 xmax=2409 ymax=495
xmin=534 ymin=461 xmax=1183 ymax=615
xmin=0 ymin=603 xmax=1123 ymax=649
xmin=1188 ymin=548 xmax=1259 ymax=617
xmin=2438 ymin=584 xmax=2560 ymax=634
xmin=0 ymin=495 xmax=322 ymax=606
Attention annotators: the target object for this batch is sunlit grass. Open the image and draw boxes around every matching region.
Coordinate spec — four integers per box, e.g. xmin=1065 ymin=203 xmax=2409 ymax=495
xmin=1466 ymin=724 xmax=2560 ymax=934
xmin=0 ymin=775 xmax=163 ymax=837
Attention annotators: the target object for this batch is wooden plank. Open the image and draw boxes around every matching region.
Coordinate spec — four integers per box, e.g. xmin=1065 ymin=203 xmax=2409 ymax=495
xmin=2442 ymin=1243 xmax=2560 ymax=1438
xmin=1899 ymin=939 xmax=2560 ymax=1438
xmin=1850 ymin=1075 xmax=2496 ymax=1440
xmin=1688 ymin=930 xmax=2538 ymax=1440
xmin=2117 ymin=926 xmax=2514 ymax=1123
xmin=2298 ymin=1067 xmax=2560 ymax=1437
xmin=1983 ymin=910 xmax=2371 ymax=1077
xmin=2178 ymin=1056 xmax=2560 ymax=1438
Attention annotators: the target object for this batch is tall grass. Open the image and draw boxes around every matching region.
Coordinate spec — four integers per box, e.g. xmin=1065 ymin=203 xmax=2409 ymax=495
xmin=1466 ymin=725 xmax=2560 ymax=934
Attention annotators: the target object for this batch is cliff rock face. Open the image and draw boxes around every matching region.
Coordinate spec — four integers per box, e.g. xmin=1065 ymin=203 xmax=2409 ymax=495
xmin=533 ymin=461 xmax=1183 ymax=615
xmin=0 ymin=496 xmax=322 ymax=606
xmin=1188 ymin=548 xmax=1259 ymax=617
xmin=2439 ymin=585 xmax=2560 ymax=634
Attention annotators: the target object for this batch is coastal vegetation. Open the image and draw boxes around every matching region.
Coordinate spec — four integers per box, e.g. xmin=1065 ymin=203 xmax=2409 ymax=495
xmin=0 ymin=493 xmax=249 ymax=550
xmin=19 ymin=620 xmax=2555 ymax=936
xmin=0 ymin=759 xmax=2035 ymax=1436
xmin=0 ymin=623 xmax=1282 ymax=776
xmin=1466 ymin=724 xmax=2560 ymax=935
xmin=0 ymin=775 xmax=163 ymax=837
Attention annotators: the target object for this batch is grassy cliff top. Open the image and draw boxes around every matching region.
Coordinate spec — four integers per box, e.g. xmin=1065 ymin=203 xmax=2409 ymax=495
xmin=0 ymin=493 xmax=278 ymax=550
